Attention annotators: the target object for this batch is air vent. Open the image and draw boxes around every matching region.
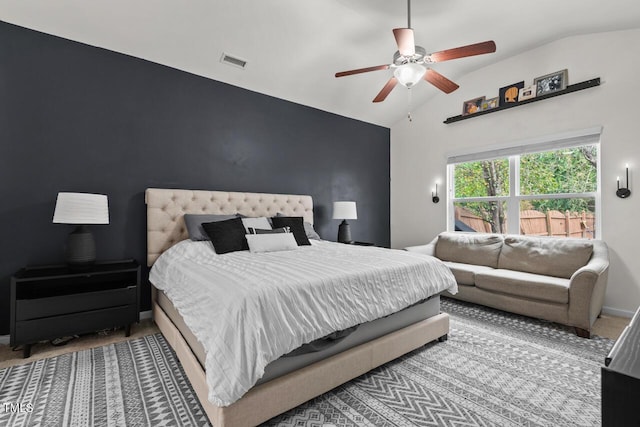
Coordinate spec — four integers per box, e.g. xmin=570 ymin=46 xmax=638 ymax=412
xmin=220 ymin=53 xmax=248 ymax=69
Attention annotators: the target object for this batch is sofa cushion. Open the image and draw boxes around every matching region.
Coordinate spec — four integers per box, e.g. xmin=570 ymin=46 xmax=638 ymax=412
xmin=442 ymin=261 xmax=494 ymax=286
xmin=436 ymin=232 xmax=503 ymax=268
xmin=475 ymin=269 xmax=570 ymax=304
xmin=498 ymin=236 xmax=593 ymax=279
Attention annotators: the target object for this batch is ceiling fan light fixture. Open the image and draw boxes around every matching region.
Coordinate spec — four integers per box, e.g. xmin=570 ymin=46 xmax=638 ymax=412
xmin=394 ymin=63 xmax=426 ymax=88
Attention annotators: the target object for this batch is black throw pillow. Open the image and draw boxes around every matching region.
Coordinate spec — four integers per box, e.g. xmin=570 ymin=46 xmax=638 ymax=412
xmin=271 ymin=216 xmax=311 ymax=246
xmin=202 ymin=217 xmax=248 ymax=254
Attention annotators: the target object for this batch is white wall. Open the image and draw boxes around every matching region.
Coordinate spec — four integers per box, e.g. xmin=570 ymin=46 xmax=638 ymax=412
xmin=391 ymin=29 xmax=640 ymax=317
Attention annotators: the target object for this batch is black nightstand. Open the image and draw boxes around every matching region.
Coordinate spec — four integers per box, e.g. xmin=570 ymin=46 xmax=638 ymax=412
xmin=10 ymin=259 xmax=140 ymax=358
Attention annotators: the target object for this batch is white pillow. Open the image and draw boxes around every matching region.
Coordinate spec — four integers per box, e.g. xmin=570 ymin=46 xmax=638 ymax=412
xmin=245 ymin=233 xmax=298 ymax=253
xmin=241 ymin=217 xmax=272 ymax=233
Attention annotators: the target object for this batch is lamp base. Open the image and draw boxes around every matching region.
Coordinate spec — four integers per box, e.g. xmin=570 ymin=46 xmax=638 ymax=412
xmin=337 ymin=220 xmax=353 ymax=244
xmin=66 ymin=225 xmax=96 ymax=266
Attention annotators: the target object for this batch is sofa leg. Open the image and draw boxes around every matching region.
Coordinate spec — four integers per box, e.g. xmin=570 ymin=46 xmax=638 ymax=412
xmin=574 ymin=327 xmax=591 ymax=338
xmin=437 ymin=334 xmax=448 ymax=342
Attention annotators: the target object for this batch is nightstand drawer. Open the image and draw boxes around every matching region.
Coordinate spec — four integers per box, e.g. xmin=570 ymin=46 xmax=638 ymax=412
xmin=14 ymin=305 xmax=137 ymax=343
xmin=15 ymin=286 xmax=136 ymax=321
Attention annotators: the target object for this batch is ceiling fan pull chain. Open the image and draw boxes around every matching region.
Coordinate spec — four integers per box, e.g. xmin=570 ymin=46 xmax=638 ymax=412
xmin=407 ymin=88 xmax=413 ymax=122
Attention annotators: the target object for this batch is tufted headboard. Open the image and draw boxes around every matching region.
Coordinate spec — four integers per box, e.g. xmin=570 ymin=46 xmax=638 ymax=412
xmin=145 ymin=188 xmax=314 ymax=266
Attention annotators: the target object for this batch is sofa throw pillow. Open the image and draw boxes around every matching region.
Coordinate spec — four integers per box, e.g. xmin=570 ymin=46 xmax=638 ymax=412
xmin=246 ymin=233 xmax=299 ymax=253
xmin=498 ymin=236 xmax=593 ymax=279
xmin=436 ymin=232 xmax=503 ymax=268
xmin=184 ymin=214 xmax=238 ymax=241
xmin=271 ymin=216 xmax=311 ymax=246
xmin=202 ymin=217 xmax=249 ymax=254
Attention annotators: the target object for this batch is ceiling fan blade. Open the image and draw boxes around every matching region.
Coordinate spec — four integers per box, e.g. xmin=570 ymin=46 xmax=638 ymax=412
xmin=393 ymin=28 xmax=415 ymax=57
xmin=335 ymin=64 xmax=390 ymax=78
xmin=373 ymin=77 xmax=398 ymax=103
xmin=424 ymin=69 xmax=459 ymax=94
xmin=427 ymin=40 xmax=496 ymax=63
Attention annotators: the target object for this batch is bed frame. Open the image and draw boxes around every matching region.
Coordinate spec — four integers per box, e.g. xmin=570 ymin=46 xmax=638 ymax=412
xmin=146 ymin=188 xmax=449 ymax=427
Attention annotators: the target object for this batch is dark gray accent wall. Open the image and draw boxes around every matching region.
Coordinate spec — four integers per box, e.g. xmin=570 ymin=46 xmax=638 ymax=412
xmin=0 ymin=21 xmax=390 ymax=334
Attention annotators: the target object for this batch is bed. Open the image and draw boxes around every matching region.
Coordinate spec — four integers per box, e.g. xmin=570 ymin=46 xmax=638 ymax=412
xmin=145 ymin=188 xmax=456 ymax=426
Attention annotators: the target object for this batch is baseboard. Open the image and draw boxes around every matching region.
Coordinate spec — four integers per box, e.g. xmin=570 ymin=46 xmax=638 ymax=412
xmin=602 ymin=306 xmax=635 ymax=319
xmin=0 ymin=311 xmax=154 ymax=346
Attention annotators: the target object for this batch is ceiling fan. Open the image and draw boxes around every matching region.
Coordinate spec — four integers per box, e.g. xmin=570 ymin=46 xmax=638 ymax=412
xmin=335 ymin=0 xmax=497 ymax=103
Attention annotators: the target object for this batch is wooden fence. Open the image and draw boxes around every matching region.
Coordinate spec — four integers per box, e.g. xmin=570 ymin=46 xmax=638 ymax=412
xmin=456 ymin=207 xmax=595 ymax=238
xmin=455 ymin=207 xmax=492 ymax=233
xmin=520 ymin=209 xmax=595 ymax=238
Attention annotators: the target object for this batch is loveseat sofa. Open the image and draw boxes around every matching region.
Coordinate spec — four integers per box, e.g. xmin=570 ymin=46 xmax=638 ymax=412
xmin=405 ymin=232 xmax=609 ymax=337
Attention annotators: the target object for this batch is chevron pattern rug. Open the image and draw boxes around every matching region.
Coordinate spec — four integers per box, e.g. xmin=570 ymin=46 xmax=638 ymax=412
xmin=0 ymin=299 xmax=613 ymax=427
xmin=267 ymin=298 xmax=614 ymax=427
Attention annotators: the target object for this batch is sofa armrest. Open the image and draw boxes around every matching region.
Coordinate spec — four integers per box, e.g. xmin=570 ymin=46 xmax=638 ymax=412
xmin=404 ymin=236 xmax=439 ymax=257
xmin=404 ymin=242 xmax=435 ymax=256
xmin=568 ymin=241 xmax=610 ymax=331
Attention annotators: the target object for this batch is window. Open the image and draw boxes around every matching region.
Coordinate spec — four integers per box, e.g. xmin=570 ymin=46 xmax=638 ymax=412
xmin=448 ymin=131 xmax=600 ymax=239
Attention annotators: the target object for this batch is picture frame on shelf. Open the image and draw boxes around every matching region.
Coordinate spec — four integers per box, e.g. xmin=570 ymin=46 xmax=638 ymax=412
xmin=518 ymin=85 xmax=536 ymax=101
xmin=443 ymin=77 xmax=600 ymax=124
xmin=534 ymin=69 xmax=568 ymax=96
xmin=462 ymin=96 xmax=485 ymax=115
xmin=498 ymin=81 xmax=525 ymax=105
xmin=483 ymin=97 xmax=499 ymax=110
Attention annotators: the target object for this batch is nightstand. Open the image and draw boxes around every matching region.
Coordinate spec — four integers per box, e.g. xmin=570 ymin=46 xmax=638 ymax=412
xmin=10 ymin=259 xmax=140 ymax=358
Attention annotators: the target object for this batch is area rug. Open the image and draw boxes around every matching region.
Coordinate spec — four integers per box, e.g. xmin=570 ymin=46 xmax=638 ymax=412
xmin=0 ymin=334 xmax=209 ymax=427
xmin=266 ymin=298 xmax=614 ymax=427
xmin=0 ymin=299 xmax=614 ymax=427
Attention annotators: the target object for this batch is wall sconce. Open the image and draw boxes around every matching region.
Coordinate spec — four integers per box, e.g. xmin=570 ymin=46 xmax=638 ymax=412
xmin=432 ymin=182 xmax=440 ymax=203
xmin=616 ymin=164 xmax=631 ymax=199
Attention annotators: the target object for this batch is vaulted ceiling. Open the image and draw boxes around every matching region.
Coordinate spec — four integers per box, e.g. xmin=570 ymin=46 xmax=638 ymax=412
xmin=2 ymin=0 xmax=640 ymax=127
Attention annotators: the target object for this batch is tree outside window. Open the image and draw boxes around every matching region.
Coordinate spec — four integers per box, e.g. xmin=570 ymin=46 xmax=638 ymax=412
xmin=450 ymin=144 xmax=598 ymax=238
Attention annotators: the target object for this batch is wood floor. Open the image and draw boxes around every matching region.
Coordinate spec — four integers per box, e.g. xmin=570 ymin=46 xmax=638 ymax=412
xmin=0 ymin=311 xmax=630 ymax=370
xmin=591 ymin=313 xmax=631 ymax=341
xmin=0 ymin=319 xmax=158 ymax=369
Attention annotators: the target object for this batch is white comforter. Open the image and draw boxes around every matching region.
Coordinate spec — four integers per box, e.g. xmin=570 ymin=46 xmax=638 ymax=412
xmin=149 ymin=239 xmax=457 ymax=406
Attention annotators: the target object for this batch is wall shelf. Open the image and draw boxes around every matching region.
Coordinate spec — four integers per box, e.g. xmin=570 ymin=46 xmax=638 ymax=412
xmin=443 ymin=78 xmax=601 ymax=124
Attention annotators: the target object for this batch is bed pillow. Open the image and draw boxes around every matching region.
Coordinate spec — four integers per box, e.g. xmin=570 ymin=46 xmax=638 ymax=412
xmin=202 ymin=217 xmax=249 ymax=254
xmin=275 ymin=213 xmax=321 ymax=240
xmin=245 ymin=233 xmax=298 ymax=253
xmin=304 ymin=222 xmax=321 ymax=240
xmin=271 ymin=216 xmax=311 ymax=246
xmin=248 ymin=227 xmax=290 ymax=234
xmin=184 ymin=214 xmax=238 ymax=241
xmin=241 ymin=217 xmax=272 ymax=233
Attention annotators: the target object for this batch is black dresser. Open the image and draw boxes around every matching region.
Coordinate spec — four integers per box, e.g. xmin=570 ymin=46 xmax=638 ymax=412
xmin=602 ymin=307 xmax=640 ymax=426
xmin=10 ymin=259 xmax=140 ymax=358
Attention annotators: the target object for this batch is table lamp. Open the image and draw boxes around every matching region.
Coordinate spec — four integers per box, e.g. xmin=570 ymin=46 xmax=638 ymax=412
xmin=53 ymin=192 xmax=109 ymax=265
xmin=333 ymin=201 xmax=357 ymax=244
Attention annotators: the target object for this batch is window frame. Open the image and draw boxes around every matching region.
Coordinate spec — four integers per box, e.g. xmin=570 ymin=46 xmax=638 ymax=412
xmin=447 ymin=141 xmax=601 ymax=238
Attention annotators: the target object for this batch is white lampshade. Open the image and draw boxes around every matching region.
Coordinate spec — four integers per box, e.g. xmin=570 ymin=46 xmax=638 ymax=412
xmin=394 ymin=63 xmax=426 ymax=87
xmin=53 ymin=192 xmax=109 ymax=224
xmin=333 ymin=201 xmax=357 ymax=220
